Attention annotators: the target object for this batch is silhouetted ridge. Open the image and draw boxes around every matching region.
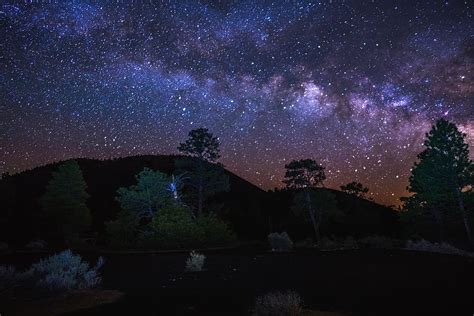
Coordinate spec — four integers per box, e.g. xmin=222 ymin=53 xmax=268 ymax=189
xmin=0 ymin=155 xmax=399 ymax=246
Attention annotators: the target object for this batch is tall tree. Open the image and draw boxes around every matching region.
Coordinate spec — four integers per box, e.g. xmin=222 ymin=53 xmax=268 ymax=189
xmin=283 ymin=159 xmax=327 ymax=241
xmin=108 ymin=168 xmax=176 ymax=247
xmin=408 ymin=118 xmax=474 ymax=245
xmin=40 ymin=160 xmax=91 ymax=242
xmin=340 ymin=181 xmax=369 ymax=198
xmin=116 ymin=168 xmax=171 ymax=221
xmin=178 ymin=128 xmax=221 ymax=162
xmin=407 ymin=155 xmax=450 ymax=242
xmin=176 ymin=128 xmax=229 ymax=217
xmin=400 ymin=194 xmax=442 ymax=241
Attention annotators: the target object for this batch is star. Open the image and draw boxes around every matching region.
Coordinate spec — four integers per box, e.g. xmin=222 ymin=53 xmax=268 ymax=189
xmin=0 ymin=1 xmax=472 ymax=206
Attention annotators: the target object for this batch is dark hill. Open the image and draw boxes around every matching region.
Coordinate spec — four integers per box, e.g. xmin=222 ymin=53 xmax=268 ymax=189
xmin=266 ymin=187 xmax=400 ymax=240
xmin=0 ymin=155 xmax=399 ymax=246
xmin=0 ymin=155 xmax=269 ymax=245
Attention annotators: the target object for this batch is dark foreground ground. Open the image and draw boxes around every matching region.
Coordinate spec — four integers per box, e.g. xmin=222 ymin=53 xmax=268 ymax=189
xmin=1 ymin=248 xmax=474 ymax=315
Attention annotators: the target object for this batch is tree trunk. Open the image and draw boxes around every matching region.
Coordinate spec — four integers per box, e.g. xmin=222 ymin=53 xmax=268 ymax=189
xmin=432 ymin=206 xmax=445 ymax=243
xmin=198 ymin=182 xmax=203 ymax=217
xmin=197 ymin=159 xmax=204 ymax=217
xmin=454 ymin=187 xmax=473 ymax=246
xmin=305 ymin=190 xmax=320 ymax=242
xmin=313 ymin=217 xmax=321 ymax=242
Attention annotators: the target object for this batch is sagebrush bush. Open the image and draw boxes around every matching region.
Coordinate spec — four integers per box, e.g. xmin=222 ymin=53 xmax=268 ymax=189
xmin=268 ymin=232 xmax=293 ymax=252
xmin=24 ymin=250 xmax=104 ymax=292
xmin=405 ymin=239 xmax=474 ymax=257
xmin=185 ymin=251 xmax=206 ymax=272
xmin=252 ymin=290 xmax=303 ymax=316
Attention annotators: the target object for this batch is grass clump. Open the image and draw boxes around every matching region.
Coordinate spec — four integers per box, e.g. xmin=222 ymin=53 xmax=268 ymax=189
xmin=185 ymin=251 xmax=206 ymax=272
xmin=268 ymin=232 xmax=294 ymax=252
xmin=405 ymin=239 xmax=473 ymax=257
xmin=252 ymin=290 xmax=303 ymax=316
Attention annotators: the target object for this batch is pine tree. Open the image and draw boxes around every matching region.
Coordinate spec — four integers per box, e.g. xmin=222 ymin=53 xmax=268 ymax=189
xmin=40 ymin=160 xmax=91 ymax=242
xmin=177 ymin=128 xmax=221 ymax=162
xmin=115 ymin=168 xmax=172 ymax=221
xmin=176 ymin=128 xmax=229 ymax=217
xmin=283 ymin=159 xmax=327 ymax=241
xmin=408 ymin=118 xmax=474 ymax=245
xmin=340 ymin=181 xmax=369 ymax=198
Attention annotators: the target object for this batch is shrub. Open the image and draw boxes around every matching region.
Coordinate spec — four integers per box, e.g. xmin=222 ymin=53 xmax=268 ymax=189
xmin=142 ymin=203 xmax=236 ymax=249
xmin=405 ymin=239 xmax=474 ymax=257
xmin=342 ymin=236 xmax=358 ymax=249
xmin=185 ymin=251 xmax=206 ymax=272
xmin=106 ymin=210 xmax=138 ymax=248
xmin=143 ymin=203 xmax=203 ymax=249
xmin=316 ymin=237 xmax=359 ymax=250
xmin=108 ymin=200 xmax=237 ymax=250
xmin=196 ymin=213 xmax=237 ymax=247
xmin=25 ymin=239 xmax=47 ymax=250
xmin=252 ymin=290 xmax=303 ymax=316
xmin=70 ymin=236 xmax=97 ymax=251
xmin=294 ymin=238 xmax=314 ymax=249
xmin=24 ymin=250 xmax=104 ymax=292
xmin=317 ymin=237 xmax=340 ymax=250
xmin=0 ymin=265 xmax=23 ymax=291
xmin=358 ymin=235 xmax=395 ymax=249
xmin=268 ymin=232 xmax=293 ymax=252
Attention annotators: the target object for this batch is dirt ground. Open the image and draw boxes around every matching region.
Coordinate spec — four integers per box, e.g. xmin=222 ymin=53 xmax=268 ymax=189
xmin=1 ymin=248 xmax=473 ymax=315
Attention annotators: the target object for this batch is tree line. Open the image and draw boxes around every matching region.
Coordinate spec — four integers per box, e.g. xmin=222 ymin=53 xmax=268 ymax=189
xmin=40 ymin=128 xmax=233 ymax=248
xmin=37 ymin=119 xmax=474 ymax=248
xmin=282 ymin=118 xmax=473 ymax=247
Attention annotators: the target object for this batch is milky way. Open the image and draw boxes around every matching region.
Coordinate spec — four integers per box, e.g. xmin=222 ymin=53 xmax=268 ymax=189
xmin=1 ymin=1 xmax=473 ymax=205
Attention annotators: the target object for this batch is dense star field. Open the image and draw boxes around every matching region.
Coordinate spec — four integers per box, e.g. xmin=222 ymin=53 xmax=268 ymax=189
xmin=0 ymin=1 xmax=473 ymax=205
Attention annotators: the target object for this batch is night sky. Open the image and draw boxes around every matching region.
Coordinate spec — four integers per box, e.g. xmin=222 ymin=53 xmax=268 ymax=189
xmin=1 ymin=1 xmax=473 ymax=206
